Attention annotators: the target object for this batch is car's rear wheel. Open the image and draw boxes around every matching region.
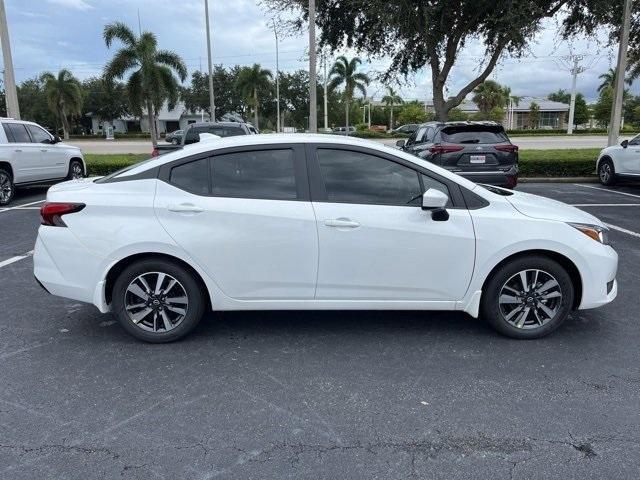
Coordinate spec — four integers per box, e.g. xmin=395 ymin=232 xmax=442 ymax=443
xmin=67 ymin=159 xmax=84 ymax=180
xmin=0 ymin=168 xmax=15 ymax=206
xmin=111 ymin=259 xmax=206 ymax=342
xmin=480 ymin=256 xmax=574 ymax=339
xmin=598 ymin=158 xmax=616 ymax=186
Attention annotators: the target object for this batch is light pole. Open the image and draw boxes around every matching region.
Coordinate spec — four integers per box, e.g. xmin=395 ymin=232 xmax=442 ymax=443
xmin=0 ymin=0 xmax=19 ymax=119
xmin=308 ymin=0 xmax=317 ymax=133
xmin=204 ymin=0 xmax=216 ymax=122
xmin=323 ymin=52 xmax=329 ymax=131
xmin=273 ymin=20 xmax=280 ymax=133
xmin=608 ymin=0 xmax=632 ymax=147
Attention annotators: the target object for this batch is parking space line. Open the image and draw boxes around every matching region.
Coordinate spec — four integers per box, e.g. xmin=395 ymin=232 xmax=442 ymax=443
xmin=0 ymin=251 xmax=34 ymax=269
xmin=605 ymin=223 xmax=640 ymax=239
xmin=571 ymin=203 xmax=640 ymax=207
xmin=0 ymin=199 xmax=45 ymax=214
xmin=574 ymin=184 xmax=640 ymax=200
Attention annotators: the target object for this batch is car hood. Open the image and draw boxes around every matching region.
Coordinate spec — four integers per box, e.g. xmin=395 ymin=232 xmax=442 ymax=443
xmin=504 ymin=189 xmax=604 ymax=226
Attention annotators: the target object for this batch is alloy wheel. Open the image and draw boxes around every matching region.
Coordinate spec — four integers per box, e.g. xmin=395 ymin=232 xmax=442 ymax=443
xmin=71 ymin=163 xmax=84 ymax=179
xmin=124 ymin=272 xmax=189 ymax=333
xmin=0 ymin=172 xmax=13 ymax=203
xmin=599 ymin=163 xmax=611 ymax=183
xmin=498 ymin=269 xmax=563 ymax=329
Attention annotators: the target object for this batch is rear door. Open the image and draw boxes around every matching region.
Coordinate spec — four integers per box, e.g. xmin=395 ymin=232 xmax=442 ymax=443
xmin=618 ymin=135 xmax=640 ymax=174
xmin=308 ymin=144 xmax=475 ymax=301
xmin=154 ymin=144 xmax=318 ymax=300
xmin=2 ymin=123 xmax=47 ymax=183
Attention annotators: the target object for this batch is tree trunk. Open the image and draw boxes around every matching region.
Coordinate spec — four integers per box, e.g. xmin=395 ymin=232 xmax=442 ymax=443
xmin=432 ymin=84 xmax=448 ymax=122
xmin=345 ymin=101 xmax=349 ymax=136
xmin=146 ymin=99 xmax=158 ymax=147
xmin=253 ymin=89 xmax=259 ymax=130
xmin=390 ymin=104 xmax=394 ymax=130
xmin=60 ymin=105 xmax=70 ymax=140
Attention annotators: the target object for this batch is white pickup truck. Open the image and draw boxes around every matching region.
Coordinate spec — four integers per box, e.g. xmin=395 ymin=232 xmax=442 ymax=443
xmin=0 ymin=118 xmax=86 ymax=205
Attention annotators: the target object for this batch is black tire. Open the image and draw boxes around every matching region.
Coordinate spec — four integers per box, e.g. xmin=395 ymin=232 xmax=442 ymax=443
xmin=598 ymin=158 xmax=616 ymax=186
xmin=66 ymin=159 xmax=85 ymax=180
xmin=0 ymin=167 xmax=15 ymax=206
xmin=111 ymin=259 xmax=206 ymax=343
xmin=480 ymin=255 xmax=574 ymax=339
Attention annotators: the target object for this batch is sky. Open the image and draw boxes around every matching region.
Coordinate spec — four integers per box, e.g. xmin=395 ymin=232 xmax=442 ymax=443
xmin=2 ymin=0 xmax=632 ymax=104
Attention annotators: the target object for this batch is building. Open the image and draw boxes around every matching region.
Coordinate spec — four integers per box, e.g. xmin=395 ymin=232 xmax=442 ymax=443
xmin=89 ymin=101 xmax=210 ymax=136
xmin=424 ymin=96 xmax=570 ymax=130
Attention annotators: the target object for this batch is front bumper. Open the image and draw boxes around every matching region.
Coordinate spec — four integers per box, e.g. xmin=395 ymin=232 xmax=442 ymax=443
xmin=577 ymin=242 xmax=618 ymax=310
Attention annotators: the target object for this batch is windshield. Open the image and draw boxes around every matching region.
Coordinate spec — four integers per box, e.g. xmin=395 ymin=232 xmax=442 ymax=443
xmin=440 ymin=126 xmax=508 ymax=144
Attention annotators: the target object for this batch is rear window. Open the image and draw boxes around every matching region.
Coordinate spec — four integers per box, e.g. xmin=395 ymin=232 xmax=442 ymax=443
xmin=440 ymin=126 xmax=508 ymax=144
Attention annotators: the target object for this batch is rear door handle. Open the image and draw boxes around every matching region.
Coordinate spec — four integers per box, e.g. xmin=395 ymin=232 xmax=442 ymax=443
xmin=324 ymin=218 xmax=360 ymax=228
xmin=167 ymin=203 xmax=204 ymax=213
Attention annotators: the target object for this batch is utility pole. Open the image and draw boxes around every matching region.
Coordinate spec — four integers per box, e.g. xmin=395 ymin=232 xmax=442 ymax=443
xmin=323 ymin=52 xmax=328 ymax=131
xmin=204 ymin=0 xmax=216 ymax=122
xmin=0 ymin=0 xmax=19 ymax=119
xmin=368 ymin=101 xmax=372 ymax=129
xmin=273 ymin=21 xmax=280 ymax=133
xmin=567 ymin=56 xmax=586 ymax=135
xmin=308 ymin=0 xmax=317 ymax=133
xmin=608 ymin=0 xmax=632 ymax=147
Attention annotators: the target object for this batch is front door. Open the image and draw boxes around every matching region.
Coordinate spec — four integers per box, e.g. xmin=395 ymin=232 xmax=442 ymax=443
xmin=308 ymin=146 xmax=475 ymax=301
xmin=154 ymin=145 xmax=318 ymax=300
xmin=25 ymin=124 xmax=68 ymax=179
xmin=619 ymin=135 xmax=640 ymax=174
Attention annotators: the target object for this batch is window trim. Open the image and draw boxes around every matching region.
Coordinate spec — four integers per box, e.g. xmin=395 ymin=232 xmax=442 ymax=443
xmin=305 ymin=143 xmax=465 ymax=208
xmin=159 ymin=144 xmax=310 ymax=202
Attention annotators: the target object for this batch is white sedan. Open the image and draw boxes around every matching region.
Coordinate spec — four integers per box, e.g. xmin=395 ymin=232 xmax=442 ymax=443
xmin=34 ymin=134 xmax=618 ymax=342
xmin=597 ymin=135 xmax=640 ymax=185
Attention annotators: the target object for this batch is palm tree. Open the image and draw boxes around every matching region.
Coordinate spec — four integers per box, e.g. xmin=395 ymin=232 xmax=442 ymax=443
xmin=235 ymin=64 xmax=272 ymax=130
xmin=472 ymin=80 xmax=505 ymax=114
xmin=103 ymin=22 xmax=187 ymax=147
xmin=598 ymin=68 xmax=631 ymax=94
xmin=382 ymin=86 xmax=403 ymax=130
xmin=41 ymin=69 xmax=83 ymax=140
xmin=328 ymin=56 xmax=369 ymax=134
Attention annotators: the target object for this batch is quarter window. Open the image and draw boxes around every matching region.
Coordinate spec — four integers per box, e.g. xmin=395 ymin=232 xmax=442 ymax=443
xmin=210 ymin=149 xmax=297 ymax=200
xmin=170 ymin=158 xmax=209 ymax=195
xmin=316 ymin=149 xmax=423 ymax=206
xmin=3 ymin=123 xmax=31 ymax=143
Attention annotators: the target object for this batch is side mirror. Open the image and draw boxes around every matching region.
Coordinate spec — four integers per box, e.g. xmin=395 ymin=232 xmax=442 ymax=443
xmin=395 ymin=139 xmax=406 ymax=148
xmin=621 ymin=139 xmax=629 ymax=148
xmin=52 ymin=135 xmax=62 ymax=144
xmin=422 ymin=188 xmax=450 ymax=221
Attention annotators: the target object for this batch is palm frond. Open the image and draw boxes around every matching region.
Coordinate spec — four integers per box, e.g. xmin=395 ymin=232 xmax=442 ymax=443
xmin=104 ymin=49 xmax=138 ymax=81
xmin=155 ymin=50 xmax=188 ymax=82
xmin=103 ymin=21 xmax=136 ymax=49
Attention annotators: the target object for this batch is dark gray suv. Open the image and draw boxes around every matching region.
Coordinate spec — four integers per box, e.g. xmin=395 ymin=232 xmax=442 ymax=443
xmin=397 ymin=121 xmax=518 ymax=188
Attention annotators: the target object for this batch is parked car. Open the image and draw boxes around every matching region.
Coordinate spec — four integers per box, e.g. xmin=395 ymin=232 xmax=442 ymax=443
xmin=391 ymin=124 xmax=419 ymax=135
xmin=0 ymin=118 xmax=85 ymax=206
xmin=397 ymin=121 xmax=518 ymax=188
xmin=596 ymin=135 xmax=640 ymax=185
xmin=154 ymin=121 xmax=258 ymax=156
xmin=333 ymin=126 xmax=356 ymax=134
xmin=34 ymin=134 xmax=617 ymax=343
xmin=165 ymin=129 xmax=183 ymax=145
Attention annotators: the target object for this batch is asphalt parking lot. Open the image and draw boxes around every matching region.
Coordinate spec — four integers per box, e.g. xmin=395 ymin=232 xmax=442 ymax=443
xmin=2 ymin=182 xmax=640 ymax=479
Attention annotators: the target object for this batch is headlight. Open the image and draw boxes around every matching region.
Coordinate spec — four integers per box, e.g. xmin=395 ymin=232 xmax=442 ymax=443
xmin=568 ymin=223 xmax=610 ymax=245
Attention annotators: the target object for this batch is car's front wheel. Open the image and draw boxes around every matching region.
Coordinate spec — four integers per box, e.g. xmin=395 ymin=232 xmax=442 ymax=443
xmin=598 ymin=158 xmax=616 ymax=186
xmin=0 ymin=167 xmax=15 ymax=206
xmin=111 ymin=259 xmax=206 ymax=342
xmin=480 ymin=256 xmax=574 ymax=339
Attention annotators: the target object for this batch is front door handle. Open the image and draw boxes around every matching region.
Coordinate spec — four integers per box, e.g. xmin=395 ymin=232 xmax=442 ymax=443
xmin=167 ymin=203 xmax=204 ymax=213
xmin=324 ymin=218 xmax=360 ymax=228
xmin=14 ymin=149 xmax=22 ymax=153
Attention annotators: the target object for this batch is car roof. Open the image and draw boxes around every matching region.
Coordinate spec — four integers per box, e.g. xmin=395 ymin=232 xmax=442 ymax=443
xmin=117 ymin=133 xmax=480 ymax=190
xmin=187 ymin=122 xmax=247 ymax=128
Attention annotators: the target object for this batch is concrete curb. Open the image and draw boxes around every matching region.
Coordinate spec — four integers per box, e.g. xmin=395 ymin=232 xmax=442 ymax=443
xmin=519 ymin=177 xmax=598 ymax=183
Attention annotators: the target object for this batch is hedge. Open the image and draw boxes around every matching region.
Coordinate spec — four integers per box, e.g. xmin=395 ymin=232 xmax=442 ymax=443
xmin=509 ymin=128 xmax=638 ymax=137
xmin=84 ymin=149 xmax=600 ymax=179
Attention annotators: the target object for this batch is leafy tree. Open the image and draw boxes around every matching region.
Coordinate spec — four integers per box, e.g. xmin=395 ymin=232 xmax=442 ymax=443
xmin=103 ymin=21 xmax=187 ymax=147
xmin=547 ymin=88 xmax=589 ymax=125
xmin=528 ymin=102 xmax=540 ymax=129
xmin=235 ymin=64 xmax=272 ymax=130
xmin=448 ymin=108 xmax=469 ymax=121
xmin=268 ymin=0 xmax=574 ymax=121
xmin=328 ymin=56 xmax=369 ymax=132
xmin=381 ymin=86 xmax=403 ymax=129
xmin=15 ymin=78 xmax=57 ymax=130
xmin=396 ymin=102 xmax=427 ymax=124
xmin=593 ymin=85 xmax=632 ymax=127
xmin=82 ymin=77 xmax=129 ymax=129
xmin=623 ymin=95 xmax=640 ymax=127
xmin=597 ymin=68 xmax=632 ymax=93
xmin=472 ymin=80 xmax=506 ymax=114
xmin=41 ymin=69 xmax=83 ymax=140
xmin=182 ymin=67 xmax=244 ymax=120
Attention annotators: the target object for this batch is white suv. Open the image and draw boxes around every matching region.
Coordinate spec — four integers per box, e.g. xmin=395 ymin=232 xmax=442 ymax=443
xmin=597 ymin=135 xmax=640 ymax=185
xmin=0 ymin=118 xmax=86 ymax=205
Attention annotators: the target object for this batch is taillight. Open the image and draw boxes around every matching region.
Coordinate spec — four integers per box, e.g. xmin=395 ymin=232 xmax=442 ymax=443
xmin=428 ymin=144 xmax=465 ymax=154
xmin=151 ymin=148 xmax=159 ymax=157
xmin=494 ymin=144 xmax=518 ymax=153
xmin=40 ymin=202 xmax=85 ymax=227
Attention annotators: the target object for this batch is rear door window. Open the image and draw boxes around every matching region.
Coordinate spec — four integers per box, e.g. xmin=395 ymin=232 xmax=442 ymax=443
xmin=440 ymin=127 xmax=508 ymax=144
xmin=169 ymin=158 xmax=209 ymax=195
xmin=3 ymin=123 xmax=32 ymax=143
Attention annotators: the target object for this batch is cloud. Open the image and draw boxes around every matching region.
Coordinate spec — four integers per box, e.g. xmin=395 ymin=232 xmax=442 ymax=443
xmin=46 ymin=0 xmax=93 ymax=11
